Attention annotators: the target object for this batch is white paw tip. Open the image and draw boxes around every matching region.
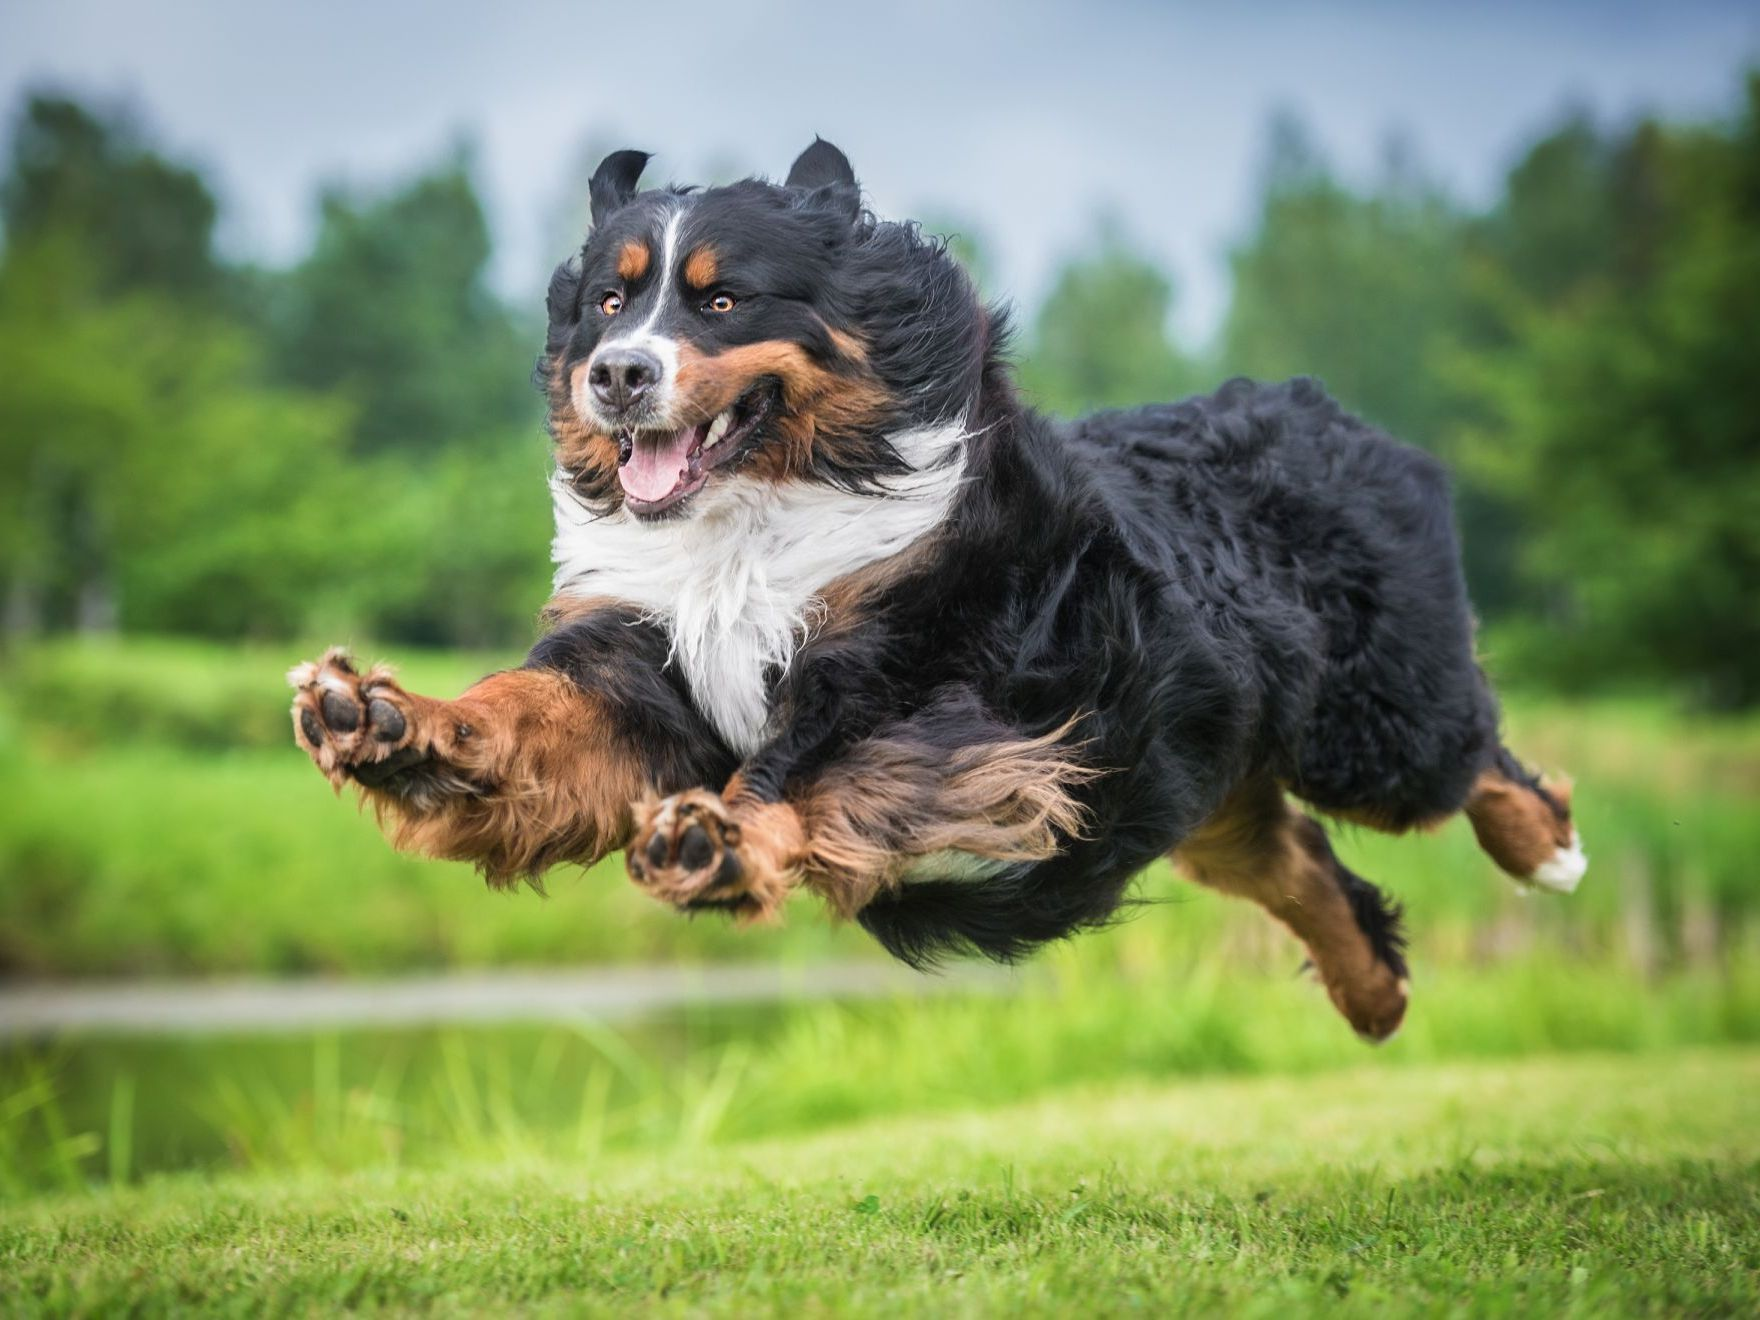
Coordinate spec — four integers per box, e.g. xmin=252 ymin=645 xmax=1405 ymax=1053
xmin=1527 ymin=830 xmax=1587 ymax=894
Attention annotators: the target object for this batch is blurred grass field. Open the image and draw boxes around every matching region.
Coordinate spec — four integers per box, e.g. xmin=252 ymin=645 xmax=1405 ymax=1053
xmin=3 ymin=634 xmax=1758 ymax=979
xmin=1 ymin=635 xmax=1758 ymax=1209
xmin=2 ymin=637 xmax=1758 ymax=1310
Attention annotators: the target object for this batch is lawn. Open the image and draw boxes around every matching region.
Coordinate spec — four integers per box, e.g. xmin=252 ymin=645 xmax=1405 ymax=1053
xmin=4 ymin=1049 xmax=1755 ymax=1315
xmin=3 ymin=638 xmax=1759 ymax=1314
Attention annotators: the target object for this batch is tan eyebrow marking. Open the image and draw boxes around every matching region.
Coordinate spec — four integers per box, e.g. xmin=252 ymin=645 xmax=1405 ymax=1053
xmin=616 ymin=240 xmax=650 ymax=282
xmin=683 ymin=244 xmax=718 ymax=289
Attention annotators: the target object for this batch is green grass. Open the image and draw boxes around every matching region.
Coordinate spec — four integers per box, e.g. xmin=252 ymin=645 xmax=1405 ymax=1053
xmin=0 ymin=738 xmax=882 ymax=976
xmin=4 ymin=638 xmax=1759 ymax=1313
xmin=6 ymin=952 xmax=1758 ymax=1197
xmin=3 ymin=1049 xmax=1756 ymax=1315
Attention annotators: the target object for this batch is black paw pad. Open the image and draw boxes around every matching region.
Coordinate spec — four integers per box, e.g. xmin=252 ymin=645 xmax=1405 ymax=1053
xmin=646 ymin=829 xmax=670 ymax=870
xmin=367 ymin=697 xmax=405 ymax=742
xmin=299 ymin=708 xmax=325 ymax=747
xmin=320 ymin=689 xmax=361 ymax=733
xmin=678 ymin=823 xmax=715 ymax=871
xmin=352 ymin=745 xmax=428 ymax=787
xmin=713 ymin=850 xmax=742 ymax=890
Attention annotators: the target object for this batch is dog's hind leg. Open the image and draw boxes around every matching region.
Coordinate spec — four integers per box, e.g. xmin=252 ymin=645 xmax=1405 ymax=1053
xmin=1464 ymin=747 xmax=1585 ymax=893
xmin=1174 ymin=774 xmax=1409 ymax=1042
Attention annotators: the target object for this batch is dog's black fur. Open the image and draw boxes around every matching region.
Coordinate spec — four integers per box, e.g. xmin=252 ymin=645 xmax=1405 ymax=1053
xmin=294 ymin=138 xmax=1576 ymax=1030
xmin=821 ymin=374 xmax=1493 ymax=965
xmin=520 ymin=139 xmax=1525 ymax=970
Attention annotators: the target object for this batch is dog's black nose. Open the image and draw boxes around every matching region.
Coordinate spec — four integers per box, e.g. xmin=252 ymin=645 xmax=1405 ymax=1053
xmin=588 ymin=347 xmax=662 ymax=414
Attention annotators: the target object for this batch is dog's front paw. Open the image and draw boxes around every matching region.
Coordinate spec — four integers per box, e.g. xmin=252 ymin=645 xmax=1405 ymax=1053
xmin=288 ymin=649 xmax=481 ymax=807
xmin=626 ymin=790 xmax=794 ymax=921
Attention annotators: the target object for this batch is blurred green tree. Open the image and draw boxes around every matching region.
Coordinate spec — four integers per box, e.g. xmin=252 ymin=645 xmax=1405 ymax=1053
xmin=265 ymin=146 xmax=539 ymax=455
xmin=1019 ymin=216 xmax=1203 ymax=414
xmin=0 ymin=98 xmax=548 ymax=646
xmin=1215 ymin=113 xmax=1539 ymax=612
xmin=0 ymin=94 xmax=236 ymax=632
xmin=0 ymin=94 xmax=221 ymax=300
xmin=258 ymin=146 xmax=553 ymax=641
xmin=0 ymin=242 xmax=360 ymax=638
xmin=1221 ymin=113 xmax=1470 ymax=450
xmin=1475 ymin=111 xmax=1622 ymax=304
xmin=1455 ymin=77 xmax=1760 ymax=706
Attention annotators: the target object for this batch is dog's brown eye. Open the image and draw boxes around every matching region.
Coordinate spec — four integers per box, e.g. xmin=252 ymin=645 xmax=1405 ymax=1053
xmin=707 ymin=293 xmax=736 ymax=313
xmin=599 ymin=292 xmax=623 ymax=316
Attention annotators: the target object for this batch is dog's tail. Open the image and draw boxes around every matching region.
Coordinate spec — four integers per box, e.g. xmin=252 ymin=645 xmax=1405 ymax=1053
xmin=1464 ymin=744 xmax=1585 ymax=893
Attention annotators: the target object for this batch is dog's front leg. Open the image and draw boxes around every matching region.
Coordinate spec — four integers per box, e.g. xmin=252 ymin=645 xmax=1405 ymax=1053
xmin=290 ymin=648 xmax=654 ymax=885
xmin=621 ymin=667 xmax=842 ymax=921
xmin=623 ymin=783 xmax=808 ymax=921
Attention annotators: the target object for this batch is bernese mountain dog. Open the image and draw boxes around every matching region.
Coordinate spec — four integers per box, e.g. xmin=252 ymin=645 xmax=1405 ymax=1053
xmin=291 ymin=139 xmax=1585 ymax=1041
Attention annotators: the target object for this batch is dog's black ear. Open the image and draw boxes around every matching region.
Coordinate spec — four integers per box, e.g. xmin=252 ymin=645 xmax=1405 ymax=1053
xmin=786 ymin=138 xmax=860 ymax=221
xmin=589 ymin=149 xmax=650 ymax=226
xmin=786 ymin=138 xmax=855 ymax=190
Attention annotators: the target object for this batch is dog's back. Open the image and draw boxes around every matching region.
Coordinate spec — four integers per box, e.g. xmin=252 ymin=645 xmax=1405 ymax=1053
xmin=1064 ymin=376 xmax=1494 ymax=823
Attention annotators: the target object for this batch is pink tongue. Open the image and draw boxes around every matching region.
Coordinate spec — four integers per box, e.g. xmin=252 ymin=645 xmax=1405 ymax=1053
xmin=619 ymin=429 xmax=695 ymax=502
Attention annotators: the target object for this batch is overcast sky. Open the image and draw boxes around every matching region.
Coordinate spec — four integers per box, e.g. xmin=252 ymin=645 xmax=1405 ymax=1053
xmin=3 ymin=1 xmax=1755 ymax=341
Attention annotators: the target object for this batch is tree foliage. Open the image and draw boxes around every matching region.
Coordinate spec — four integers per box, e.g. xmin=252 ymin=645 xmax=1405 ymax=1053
xmin=0 ymin=95 xmax=220 ymax=300
xmin=1018 ymin=218 xmax=1203 ymax=414
xmin=1216 ymin=90 xmax=1760 ymax=704
xmin=265 ymin=149 xmax=538 ymax=454
xmin=0 ymin=95 xmax=547 ymax=644
xmin=1455 ymin=77 xmax=1760 ymax=706
xmin=2 ymin=80 xmax=1756 ymax=703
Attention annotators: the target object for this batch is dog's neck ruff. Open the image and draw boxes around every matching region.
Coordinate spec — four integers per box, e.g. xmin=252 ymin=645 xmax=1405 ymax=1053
xmin=551 ymin=421 xmax=968 ymax=756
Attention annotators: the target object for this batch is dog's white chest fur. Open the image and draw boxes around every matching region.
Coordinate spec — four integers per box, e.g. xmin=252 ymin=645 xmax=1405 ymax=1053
xmin=550 ymin=422 xmax=967 ymax=756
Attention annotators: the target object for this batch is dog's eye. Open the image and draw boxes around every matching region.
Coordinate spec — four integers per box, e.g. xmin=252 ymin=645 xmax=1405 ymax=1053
xmin=599 ymin=292 xmax=623 ymax=316
xmin=706 ymin=293 xmax=736 ymax=314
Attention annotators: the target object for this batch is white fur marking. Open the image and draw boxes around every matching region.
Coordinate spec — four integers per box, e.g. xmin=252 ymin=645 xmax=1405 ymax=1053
xmin=634 ymin=206 xmax=685 ymax=339
xmin=551 ymin=421 xmax=969 ymax=754
xmin=578 ymin=204 xmax=688 ymax=430
xmin=1528 ymin=829 xmax=1587 ymax=894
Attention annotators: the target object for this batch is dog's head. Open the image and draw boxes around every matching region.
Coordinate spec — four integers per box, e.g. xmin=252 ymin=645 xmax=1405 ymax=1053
xmin=542 ymin=139 xmax=986 ymax=522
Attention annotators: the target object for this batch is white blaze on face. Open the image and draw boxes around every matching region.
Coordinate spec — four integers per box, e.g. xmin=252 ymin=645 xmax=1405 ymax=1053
xmin=572 ymin=204 xmax=689 ymax=433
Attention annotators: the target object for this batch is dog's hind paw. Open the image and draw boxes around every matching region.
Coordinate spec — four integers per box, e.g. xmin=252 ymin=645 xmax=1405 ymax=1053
xmin=1525 ymin=829 xmax=1588 ymax=894
xmin=626 ymin=790 xmax=795 ymax=922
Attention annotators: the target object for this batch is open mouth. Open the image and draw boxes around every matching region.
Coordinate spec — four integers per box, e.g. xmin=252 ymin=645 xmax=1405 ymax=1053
xmin=617 ymin=386 xmax=775 ymax=518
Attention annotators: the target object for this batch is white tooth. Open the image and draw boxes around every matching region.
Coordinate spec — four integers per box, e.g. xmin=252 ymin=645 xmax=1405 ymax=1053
xmin=705 ymin=411 xmax=732 ymax=449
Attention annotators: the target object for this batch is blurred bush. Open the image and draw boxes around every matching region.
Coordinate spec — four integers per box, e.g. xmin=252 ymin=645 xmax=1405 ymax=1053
xmin=5 ymin=636 xmax=518 ymax=751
